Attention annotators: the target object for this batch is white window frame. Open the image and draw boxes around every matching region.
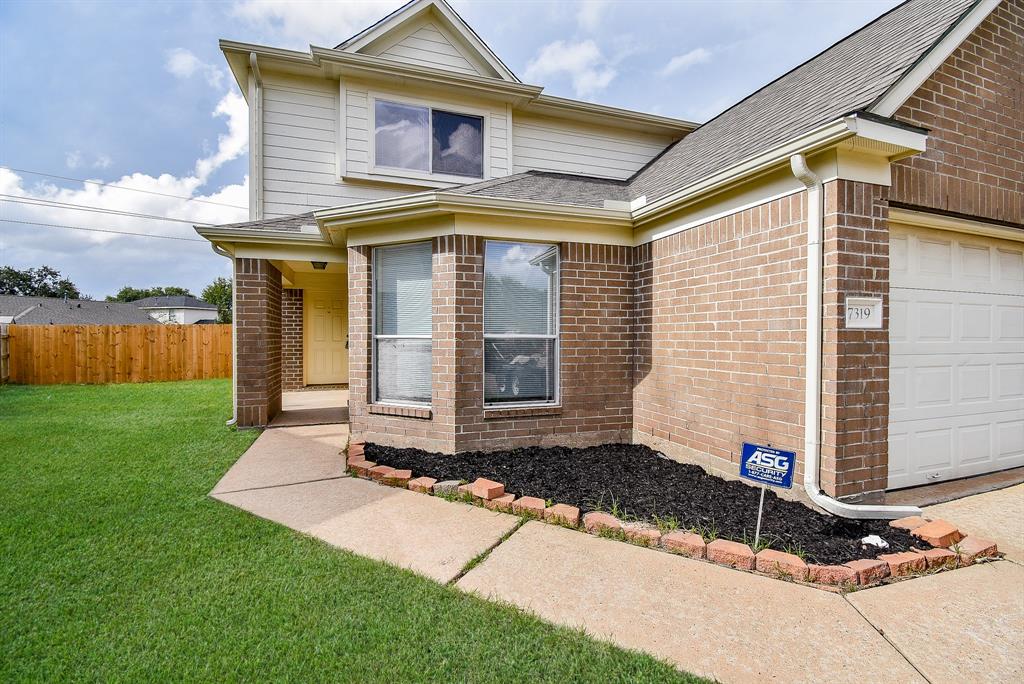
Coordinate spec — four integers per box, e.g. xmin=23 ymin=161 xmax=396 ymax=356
xmin=482 ymin=240 xmax=560 ymax=408
xmin=372 ymin=242 xmax=433 ymax=407
xmin=368 ymin=91 xmax=490 ymax=185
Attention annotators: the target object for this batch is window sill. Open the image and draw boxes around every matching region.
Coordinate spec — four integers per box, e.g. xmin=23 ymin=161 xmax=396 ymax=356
xmin=483 ymin=405 xmax=562 ymax=419
xmin=368 ymin=404 xmax=432 ymax=420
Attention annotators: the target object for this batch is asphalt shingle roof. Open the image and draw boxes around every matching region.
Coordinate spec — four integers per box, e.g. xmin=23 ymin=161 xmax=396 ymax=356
xmin=133 ymin=296 xmax=217 ymax=310
xmin=213 ymin=212 xmax=319 ymax=234
xmin=448 ymin=172 xmax=630 ymax=208
xmin=0 ymin=295 xmax=157 ymax=325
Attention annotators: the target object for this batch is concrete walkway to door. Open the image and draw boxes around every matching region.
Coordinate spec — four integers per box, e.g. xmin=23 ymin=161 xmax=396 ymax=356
xmin=211 ymin=428 xmax=1024 ymax=683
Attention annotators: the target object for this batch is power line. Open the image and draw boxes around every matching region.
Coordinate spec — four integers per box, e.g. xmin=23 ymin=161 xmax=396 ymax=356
xmin=0 ymin=218 xmax=208 ymax=243
xmin=0 ymin=195 xmax=222 ymax=226
xmin=0 ymin=166 xmax=249 ymax=210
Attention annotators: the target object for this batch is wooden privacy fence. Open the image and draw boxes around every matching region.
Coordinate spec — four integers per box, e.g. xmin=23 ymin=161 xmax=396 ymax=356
xmin=5 ymin=324 xmax=232 ymax=385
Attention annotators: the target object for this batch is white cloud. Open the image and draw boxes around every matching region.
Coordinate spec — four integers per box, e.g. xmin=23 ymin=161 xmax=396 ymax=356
xmin=65 ymin=151 xmax=83 ymax=169
xmin=165 ymin=48 xmax=225 ymax=88
xmin=1 ymin=92 xmax=250 ymax=298
xmin=93 ymin=154 xmax=113 ymax=169
xmin=523 ymin=40 xmax=616 ymax=99
xmin=660 ymin=47 xmax=712 ymax=76
xmin=230 ymin=0 xmax=404 ymax=50
xmin=577 ymin=0 xmax=609 ymax=32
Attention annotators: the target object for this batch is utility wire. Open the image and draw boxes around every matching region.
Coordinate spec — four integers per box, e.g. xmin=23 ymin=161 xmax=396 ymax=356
xmin=0 ymin=195 xmax=221 ymax=226
xmin=0 ymin=218 xmax=208 ymax=243
xmin=0 ymin=166 xmax=249 ymax=210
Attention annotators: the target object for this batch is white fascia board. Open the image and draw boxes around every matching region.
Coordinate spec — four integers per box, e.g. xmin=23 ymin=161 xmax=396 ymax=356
xmin=869 ymin=0 xmax=1000 ymax=118
xmin=194 ymin=227 xmax=330 ymax=247
xmin=314 ymin=192 xmax=632 ymax=234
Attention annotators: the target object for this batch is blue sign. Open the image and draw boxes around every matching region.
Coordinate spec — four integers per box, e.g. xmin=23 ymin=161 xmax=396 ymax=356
xmin=740 ymin=443 xmax=795 ymax=489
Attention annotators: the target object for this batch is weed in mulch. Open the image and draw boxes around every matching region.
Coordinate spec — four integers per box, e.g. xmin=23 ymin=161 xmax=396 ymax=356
xmin=365 ymin=442 xmax=930 ymax=566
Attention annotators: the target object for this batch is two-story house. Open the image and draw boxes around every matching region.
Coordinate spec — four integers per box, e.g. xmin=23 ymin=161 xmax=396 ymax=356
xmin=198 ymin=0 xmax=1023 ymax=516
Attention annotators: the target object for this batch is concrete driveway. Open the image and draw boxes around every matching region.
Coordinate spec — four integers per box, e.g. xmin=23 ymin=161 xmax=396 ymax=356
xmin=213 ymin=427 xmax=1024 ymax=683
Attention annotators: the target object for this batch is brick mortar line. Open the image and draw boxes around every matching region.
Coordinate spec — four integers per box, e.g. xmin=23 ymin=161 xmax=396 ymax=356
xmin=210 ymin=474 xmax=349 ymax=497
xmin=842 ymin=594 xmax=933 ymax=684
xmin=447 ymin=516 xmax=530 ymax=586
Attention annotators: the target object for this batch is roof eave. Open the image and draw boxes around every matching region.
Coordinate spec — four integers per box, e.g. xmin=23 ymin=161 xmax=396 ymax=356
xmin=194 ymin=225 xmax=330 ymax=247
xmin=633 ymin=114 xmax=928 ymax=226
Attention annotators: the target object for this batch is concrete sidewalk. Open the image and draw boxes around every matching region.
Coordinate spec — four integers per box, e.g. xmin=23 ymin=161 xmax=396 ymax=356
xmin=212 ymin=427 xmax=1024 ymax=683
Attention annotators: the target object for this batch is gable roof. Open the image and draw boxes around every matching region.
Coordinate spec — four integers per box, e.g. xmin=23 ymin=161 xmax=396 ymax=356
xmin=133 ymin=296 xmax=217 ymax=310
xmin=627 ymin=0 xmax=981 ymax=203
xmin=335 ymin=0 xmax=519 ymax=82
xmin=0 ymin=295 xmax=156 ymax=325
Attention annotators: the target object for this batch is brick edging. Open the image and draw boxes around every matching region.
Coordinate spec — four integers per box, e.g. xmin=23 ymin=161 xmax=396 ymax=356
xmin=346 ymin=441 xmax=1001 ymax=590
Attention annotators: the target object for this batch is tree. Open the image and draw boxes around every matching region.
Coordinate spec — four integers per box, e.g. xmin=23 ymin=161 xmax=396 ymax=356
xmin=105 ymin=286 xmax=192 ymax=303
xmin=202 ymin=277 xmax=232 ymax=323
xmin=0 ymin=265 xmax=84 ymax=299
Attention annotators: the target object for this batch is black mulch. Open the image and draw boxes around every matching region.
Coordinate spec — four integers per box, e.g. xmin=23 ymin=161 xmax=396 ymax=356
xmin=365 ymin=442 xmax=930 ymax=566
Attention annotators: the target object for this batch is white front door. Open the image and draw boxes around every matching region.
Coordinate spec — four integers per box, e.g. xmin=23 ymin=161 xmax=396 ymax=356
xmin=888 ymin=225 xmax=1024 ymax=489
xmin=305 ymin=291 xmax=347 ymax=385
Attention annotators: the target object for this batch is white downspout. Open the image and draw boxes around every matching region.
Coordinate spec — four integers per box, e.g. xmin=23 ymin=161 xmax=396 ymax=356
xmin=790 ymin=154 xmax=921 ymax=519
xmin=212 ymin=243 xmax=238 ymax=427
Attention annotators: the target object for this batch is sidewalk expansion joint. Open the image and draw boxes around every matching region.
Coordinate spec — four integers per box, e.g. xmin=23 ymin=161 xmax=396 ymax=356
xmin=447 ymin=516 xmax=529 ymax=586
xmin=843 ymin=593 xmax=932 ymax=684
xmin=211 ymin=475 xmax=348 ymax=497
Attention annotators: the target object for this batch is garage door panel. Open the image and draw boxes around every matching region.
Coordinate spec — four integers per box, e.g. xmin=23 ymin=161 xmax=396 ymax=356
xmin=889 ymin=225 xmax=1024 ymax=489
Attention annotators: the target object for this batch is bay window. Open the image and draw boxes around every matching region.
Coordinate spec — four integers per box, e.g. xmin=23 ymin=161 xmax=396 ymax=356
xmin=373 ymin=242 xmax=432 ymax=405
xmin=373 ymin=99 xmax=484 ymax=179
xmin=483 ymin=241 xmax=559 ymax=406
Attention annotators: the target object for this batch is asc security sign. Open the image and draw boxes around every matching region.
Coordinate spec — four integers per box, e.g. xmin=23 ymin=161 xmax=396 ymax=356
xmin=740 ymin=443 xmax=795 ymax=489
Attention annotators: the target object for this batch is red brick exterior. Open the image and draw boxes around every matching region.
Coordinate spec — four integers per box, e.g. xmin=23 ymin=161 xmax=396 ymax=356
xmin=348 ymin=236 xmax=633 ymax=452
xmin=891 ymin=1 xmax=1024 ymax=225
xmin=235 ymin=258 xmax=281 ymax=427
xmin=281 ymin=288 xmax=303 ymax=390
xmin=633 ymin=194 xmax=809 ymax=485
xmin=821 ymin=180 xmax=891 ymax=502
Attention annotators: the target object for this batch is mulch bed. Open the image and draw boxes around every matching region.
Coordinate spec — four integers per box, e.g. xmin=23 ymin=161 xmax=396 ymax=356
xmin=365 ymin=442 xmax=931 ymax=565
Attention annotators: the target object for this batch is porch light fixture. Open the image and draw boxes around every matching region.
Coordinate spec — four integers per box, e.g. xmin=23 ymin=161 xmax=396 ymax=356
xmin=311 ymin=261 xmax=327 ymax=270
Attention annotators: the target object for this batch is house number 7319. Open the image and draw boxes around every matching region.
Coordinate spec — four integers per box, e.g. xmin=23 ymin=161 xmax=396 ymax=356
xmin=844 ymin=297 xmax=882 ymax=329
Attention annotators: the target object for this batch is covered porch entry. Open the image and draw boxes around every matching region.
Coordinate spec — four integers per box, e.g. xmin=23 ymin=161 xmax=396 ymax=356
xmin=233 ymin=254 xmax=349 ymax=428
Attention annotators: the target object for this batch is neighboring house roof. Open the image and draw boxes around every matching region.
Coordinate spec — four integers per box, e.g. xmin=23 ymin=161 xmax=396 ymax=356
xmin=0 ymin=295 xmax=156 ymax=325
xmin=626 ymin=0 xmax=977 ymax=203
xmin=133 ymin=296 xmax=218 ymax=310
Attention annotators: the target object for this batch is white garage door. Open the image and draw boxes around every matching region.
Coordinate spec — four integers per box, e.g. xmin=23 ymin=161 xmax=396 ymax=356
xmin=888 ymin=225 xmax=1024 ymax=490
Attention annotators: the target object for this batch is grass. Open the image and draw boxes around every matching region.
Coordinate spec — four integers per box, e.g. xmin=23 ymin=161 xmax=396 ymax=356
xmin=0 ymin=380 xmax=702 ymax=682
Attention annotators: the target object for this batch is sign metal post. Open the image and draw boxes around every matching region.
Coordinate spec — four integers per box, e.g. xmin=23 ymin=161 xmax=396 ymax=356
xmin=740 ymin=443 xmax=795 ymax=550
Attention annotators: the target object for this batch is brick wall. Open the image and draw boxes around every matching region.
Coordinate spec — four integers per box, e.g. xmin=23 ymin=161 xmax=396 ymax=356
xmin=632 ymin=194 xmax=809 ymax=484
xmin=282 ymin=288 xmax=303 ymax=390
xmin=821 ymin=180 xmax=891 ymax=502
xmin=891 ymin=1 xmax=1024 ymax=225
xmin=348 ymin=237 xmax=633 ymax=452
xmin=235 ymin=258 xmax=281 ymax=427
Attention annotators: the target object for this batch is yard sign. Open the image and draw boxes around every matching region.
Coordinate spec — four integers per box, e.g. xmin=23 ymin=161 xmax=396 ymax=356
xmin=739 ymin=443 xmax=796 ymax=550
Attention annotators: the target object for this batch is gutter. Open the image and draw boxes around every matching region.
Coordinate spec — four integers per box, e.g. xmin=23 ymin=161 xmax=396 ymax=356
xmin=210 ymin=242 xmax=238 ymax=427
xmin=790 ymin=154 xmax=920 ymax=519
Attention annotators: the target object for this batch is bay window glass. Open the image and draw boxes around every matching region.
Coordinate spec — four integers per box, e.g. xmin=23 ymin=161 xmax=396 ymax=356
xmin=484 ymin=241 xmax=558 ymax=405
xmin=374 ymin=242 xmax=432 ymax=404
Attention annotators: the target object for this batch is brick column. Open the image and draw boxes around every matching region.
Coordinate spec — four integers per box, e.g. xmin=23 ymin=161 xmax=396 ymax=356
xmin=281 ymin=288 xmax=303 ymax=390
xmin=347 ymin=246 xmax=372 ymax=434
xmin=820 ymin=180 xmax=890 ymax=502
xmin=234 ymin=258 xmax=282 ymax=427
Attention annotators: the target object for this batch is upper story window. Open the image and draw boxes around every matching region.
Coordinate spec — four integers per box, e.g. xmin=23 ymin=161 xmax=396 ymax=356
xmin=483 ymin=241 xmax=559 ymax=406
xmin=373 ymin=99 xmax=484 ymax=179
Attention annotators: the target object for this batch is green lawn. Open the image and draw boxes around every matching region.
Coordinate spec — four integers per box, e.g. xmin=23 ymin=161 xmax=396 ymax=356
xmin=0 ymin=380 xmax=699 ymax=682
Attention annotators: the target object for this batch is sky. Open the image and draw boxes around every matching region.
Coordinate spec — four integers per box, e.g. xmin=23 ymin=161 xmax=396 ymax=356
xmin=0 ymin=0 xmax=900 ymax=300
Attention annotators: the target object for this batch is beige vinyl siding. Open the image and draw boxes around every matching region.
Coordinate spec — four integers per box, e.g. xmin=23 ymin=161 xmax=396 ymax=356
xmin=261 ymin=75 xmax=404 ymax=217
xmin=511 ymin=114 xmax=674 ymax=180
xmin=374 ymin=24 xmax=485 ymax=77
